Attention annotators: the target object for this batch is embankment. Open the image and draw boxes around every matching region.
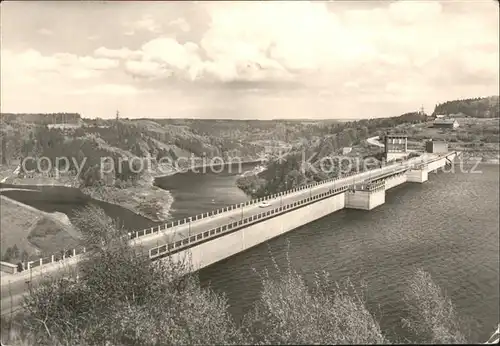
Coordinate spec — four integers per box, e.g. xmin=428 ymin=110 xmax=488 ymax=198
xmin=0 ymin=195 xmax=80 ymax=261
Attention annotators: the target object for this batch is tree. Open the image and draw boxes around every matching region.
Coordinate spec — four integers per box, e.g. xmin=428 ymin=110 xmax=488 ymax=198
xmin=241 ymin=251 xmax=388 ymax=344
xmin=21 ymin=250 xmax=30 ymax=262
xmin=3 ymin=247 xmax=13 ymax=262
xmin=11 ymin=244 xmax=20 ymax=259
xmin=402 ymin=268 xmax=468 ymax=344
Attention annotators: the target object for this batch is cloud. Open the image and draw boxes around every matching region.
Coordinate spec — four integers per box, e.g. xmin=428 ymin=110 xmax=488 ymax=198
xmin=169 ymin=17 xmax=190 ymax=32
xmin=1 ymin=1 xmax=498 ymax=118
xmin=388 ymin=1 xmax=442 ymax=23
xmin=1 ymin=49 xmax=119 ymax=84
xmin=124 ymin=60 xmax=171 ymax=79
xmin=107 ymin=0 xmax=497 ymax=93
xmin=37 ymin=28 xmax=53 ymax=36
xmin=141 ymin=38 xmax=200 ymax=70
xmin=130 ymin=14 xmax=161 ymax=33
xmin=79 ymin=56 xmax=119 ymax=70
xmin=94 ymin=46 xmax=143 ymax=60
xmin=67 ymin=84 xmax=145 ymax=96
xmin=16 ymin=49 xmax=60 ymax=71
xmin=122 ymin=38 xmax=203 ymax=81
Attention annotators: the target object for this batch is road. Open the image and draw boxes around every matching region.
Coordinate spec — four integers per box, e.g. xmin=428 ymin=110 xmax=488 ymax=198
xmin=1 ymin=153 xmax=438 ymax=316
xmin=367 ymin=136 xmax=385 ymax=148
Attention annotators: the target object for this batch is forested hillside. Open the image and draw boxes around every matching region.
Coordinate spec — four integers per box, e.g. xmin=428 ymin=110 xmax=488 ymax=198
xmin=433 ymin=96 xmax=499 ymax=117
xmin=237 ymin=112 xmax=429 ymax=197
xmin=0 ymin=119 xmax=268 ymax=186
xmin=0 ymin=112 xmax=81 ymax=124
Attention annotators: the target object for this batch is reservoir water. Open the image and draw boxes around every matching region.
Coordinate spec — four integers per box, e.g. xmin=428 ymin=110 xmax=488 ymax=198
xmin=192 ymin=165 xmax=498 ymax=343
xmin=2 ymin=164 xmax=498 ymax=342
xmin=154 ymin=162 xmax=255 ymax=219
xmin=0 ymin=188 xmax=157 ymax=231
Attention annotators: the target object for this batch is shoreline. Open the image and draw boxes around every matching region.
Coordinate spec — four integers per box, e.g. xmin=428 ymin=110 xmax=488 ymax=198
xmin=153 ymin=159 xmax=264 ymax=179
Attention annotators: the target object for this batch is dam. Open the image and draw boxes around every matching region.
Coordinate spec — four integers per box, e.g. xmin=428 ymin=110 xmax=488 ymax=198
xmin=0 ymin=151 xmax=461 ymax=316
xmin=145 ymin=152 xmax=458 ymax=270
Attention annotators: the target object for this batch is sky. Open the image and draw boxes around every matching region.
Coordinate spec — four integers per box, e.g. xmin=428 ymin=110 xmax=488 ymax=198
xmin=1 ymin=0 xmax=498 ymax=120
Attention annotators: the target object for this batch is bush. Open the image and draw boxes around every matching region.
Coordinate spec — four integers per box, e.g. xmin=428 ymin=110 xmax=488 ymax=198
xmin=402 ymin=268 xmax=468 ymax=344
xmin=18 ymin=206 xmax=243 ymax=346
xmin=241 ymin=253 xmax=388 ymax=344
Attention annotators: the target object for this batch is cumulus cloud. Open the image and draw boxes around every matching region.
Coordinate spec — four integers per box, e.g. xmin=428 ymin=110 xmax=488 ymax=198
xmin=120 ymin=38 xmax=204 ymax=81
xmin=1 ymin=1 xmax=498 ymax=116
xmin=124 ymin=60 xmax=172 ymax=79
xmin=169 ymin=17 xmax=190 ymax=32
xmin=1 ymin=49 xmax=119 ymax=84
xmin=67 ymin=84 xmax=144 ymax=95
xmin=126 ymin=14 xmax=162 ymax=35
xmin=94 ymin=46 xmax=143 ymax=60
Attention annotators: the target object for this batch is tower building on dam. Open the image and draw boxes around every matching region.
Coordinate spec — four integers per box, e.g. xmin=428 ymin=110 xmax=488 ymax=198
xmin=384 ymin=134 xmax=409 ymax=161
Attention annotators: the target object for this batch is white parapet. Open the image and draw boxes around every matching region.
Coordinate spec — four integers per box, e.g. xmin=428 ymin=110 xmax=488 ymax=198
xmin=386 ymin=152 xmax=409 ymax=162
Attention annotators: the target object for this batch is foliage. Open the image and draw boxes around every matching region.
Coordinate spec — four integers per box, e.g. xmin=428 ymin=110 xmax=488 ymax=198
xmin=235 ymin=110 xmax=434 ymax=197
xmin=402 ymin=268 xmax=468 ymax=344
xmin=4 ymin=236 xmax=474 ymax=345
xmin=242 ymin=252 xmax=388 ymax=345
xmin=136 ymin=198 xmax=164 ymax=220
xmin=70 ymin=205 xmax=123 ymax=249
xmin=18 ymin=206 xmax=244 ymax=346
xmin=433 ymin=96 xmax=499 ymax=118
xmin=0 ymin=113 xmax=81 ymax=125
xmin=2 ymin=244 xmax=30 ymax=263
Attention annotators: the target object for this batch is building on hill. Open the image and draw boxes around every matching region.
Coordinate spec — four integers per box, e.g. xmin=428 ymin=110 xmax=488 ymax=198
xmin=425 ymin=140 xmax=448 ymax=153
xmin=433 ymin=118 xmax=459 ymax=129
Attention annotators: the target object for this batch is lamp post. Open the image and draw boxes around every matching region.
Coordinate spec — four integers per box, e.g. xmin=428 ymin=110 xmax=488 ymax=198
xmin=188 ymin=217 xmax=192 ymax=236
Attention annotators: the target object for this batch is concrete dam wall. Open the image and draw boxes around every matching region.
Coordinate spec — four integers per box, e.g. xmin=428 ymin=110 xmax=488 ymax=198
xmin=167 ymin=193 xmax=346 ymax=271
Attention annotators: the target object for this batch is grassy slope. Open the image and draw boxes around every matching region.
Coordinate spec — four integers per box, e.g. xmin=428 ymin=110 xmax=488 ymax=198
xmin=0 ymin=196 xmax=81 ymax=261
xmin=0 ymin=196 xmax=40 ymax=259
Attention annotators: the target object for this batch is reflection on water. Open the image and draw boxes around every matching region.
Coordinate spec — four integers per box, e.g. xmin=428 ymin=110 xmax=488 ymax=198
xmin=155 ymin=161 xmax=257 ymax=220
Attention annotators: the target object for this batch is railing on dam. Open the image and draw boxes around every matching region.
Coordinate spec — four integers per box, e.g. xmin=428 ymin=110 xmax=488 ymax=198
xmin=149 ymin=185 xmax=350 ymax=260
xmin=9 ymin=246 xmax=87 ymax=274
